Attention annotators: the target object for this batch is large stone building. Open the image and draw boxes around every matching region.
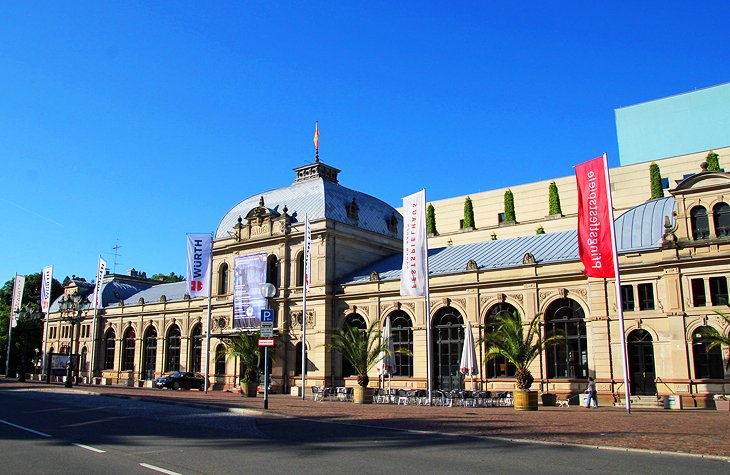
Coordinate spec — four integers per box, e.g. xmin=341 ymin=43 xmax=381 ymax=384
xmin=44 ymin=147 xmax=730 ymax=407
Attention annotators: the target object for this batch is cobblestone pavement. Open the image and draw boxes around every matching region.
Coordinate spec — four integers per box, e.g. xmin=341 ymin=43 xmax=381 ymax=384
xmin=2 ymin=379 xmax=728 ymax=459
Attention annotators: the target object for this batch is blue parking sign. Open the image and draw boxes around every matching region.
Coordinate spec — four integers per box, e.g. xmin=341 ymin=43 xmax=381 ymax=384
xmin=260 ymin=309 xmax=274 ymax=323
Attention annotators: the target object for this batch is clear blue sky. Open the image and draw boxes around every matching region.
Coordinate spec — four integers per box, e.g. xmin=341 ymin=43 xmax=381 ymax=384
xmin=2 ymin=2 xmax=729 ymax=285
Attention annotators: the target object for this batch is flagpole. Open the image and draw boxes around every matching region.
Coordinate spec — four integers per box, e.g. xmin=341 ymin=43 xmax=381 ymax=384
xmin=5 ymin=273 xmax=17 ymax=377
xmin=89 ymin=257 xmax=106 ymax=384
xmin=602 ymin=153 xmax=631 ymax=414
xmin=204 ymin=232 xmax=214 ymax=393
xmin=301 ymin=215 xmax=311 ymax=399
xmin=423 ymin=191 xmax=433 ymax=406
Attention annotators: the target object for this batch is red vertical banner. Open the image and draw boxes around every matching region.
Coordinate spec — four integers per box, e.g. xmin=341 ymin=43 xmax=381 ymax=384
xmin=575 ymin=155 xmax=616 ymax=278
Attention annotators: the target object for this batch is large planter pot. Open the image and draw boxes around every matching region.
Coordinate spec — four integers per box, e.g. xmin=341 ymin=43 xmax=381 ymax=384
xmin=715 ymin=398 xmax=730 ymax=411
xmin=243 ymin=381 xmax=258 ymax=397
xmin=514 ymin=390 xmax=539 ymax=411
xmin=353 ymin=386 xmax=372 ymax=404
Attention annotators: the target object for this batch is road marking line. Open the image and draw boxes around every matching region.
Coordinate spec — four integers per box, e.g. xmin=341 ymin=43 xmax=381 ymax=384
xmin=0 ymin=419 xmax=51 ymax=438
xmin=73 ymin=443 xmax=106 ymax=453
xmin=140 ymin=463 xmax=182 ymax=475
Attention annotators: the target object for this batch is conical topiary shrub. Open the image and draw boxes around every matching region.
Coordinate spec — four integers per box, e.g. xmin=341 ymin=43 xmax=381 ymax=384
xmin=649 ymin=162 xmax=664 ymax=199
xmin=706 ymin=151 xmax=720 ymax=171
xmin=504 ymin=189 xmax=516 ymax=222
xmin=548 ymin=182 xmax=562 ymax=216
xmin=427 ymin=203 xmax=437 ymax=235
xmin=463 ymin=197 xmax=475 ymax=229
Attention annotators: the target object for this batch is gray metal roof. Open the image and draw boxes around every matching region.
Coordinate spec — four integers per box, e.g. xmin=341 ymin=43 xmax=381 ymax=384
xmin=342 ymin=197 xmax=676 ymax=285
xmin=106 ymin=281 xmax=189 ymax=308
xmin=49 ymin=278 xmax=156 ymax=312
xmin=215 ymin=178 xmax=402 ymax=239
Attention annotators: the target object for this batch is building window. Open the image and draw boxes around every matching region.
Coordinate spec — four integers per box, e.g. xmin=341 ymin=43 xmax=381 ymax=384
xmin=497 ymin=212 xmax=506 ymax=224
xmin=709 ymin=276 xmax=728 ymax=306
xmin=143 ymin=326 xmax=157 ymax=380
xmin=692 ymin=327 xmax=724 ymax=379
xmin=294 ymin=342 xmax=303 ymax=376
xmin=166 ymin=326 xmax=181 ymax=372
xmin=620 ymin=285 xmax=635 ymax=311
xmin=485 ymin=303 xmax=518 ymax=378
xmin=122 ymin=327 xmax=136 ymax=371
xmin=545 ymin=298 xmax=587 ymax=379
xmin=637 ymin=283 xmax=655 ymax=311
xmin=215 ymin=344 xmax=226 ymax=375
xmin=713 ymin=202 xmax=730 ymax=238
xmin=267 ymin=255 xmax=279 ymax=288
xmin=296 ymin=252 xmax=305 ymax=287
xmin=218 ymin=263 xmax=229 ymax=295
xmin=80 ymin=346 xmax=88 ymax=372
xmin=690 ymin=206 xmax=710 ymax=240
xmin=190 ymin=323 xmax=203 ymax=373
xmin=103 ymin=328 xmax=116 ymax=370
xmin=691 ymin=278 xmax=706 ymax=307
xmin=661 ymin=177 xmax=669 ymax=189
xmin=341 ymin=313 xmax=366 ymax=377
xmin=389 ymin=311 xmax=413 ymax=378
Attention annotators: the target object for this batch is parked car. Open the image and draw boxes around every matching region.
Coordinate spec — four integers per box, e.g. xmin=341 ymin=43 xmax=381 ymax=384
xmin=155 ymin=371 xmax=206 ymax=390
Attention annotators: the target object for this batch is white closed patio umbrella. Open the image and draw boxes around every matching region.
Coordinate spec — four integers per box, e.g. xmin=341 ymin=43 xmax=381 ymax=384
xmin=376 ymin=316 xmax=396 ymax=391
xmin=460 ymin=321 xmax=478 ymax=390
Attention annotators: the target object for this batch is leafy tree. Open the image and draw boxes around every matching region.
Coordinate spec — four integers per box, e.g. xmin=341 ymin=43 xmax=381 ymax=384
xmin=0 ymin=273 xmax=63 ymax=376
xmin=649 ymin=162 xmax=664 ymax=199
xmin=151 ymin=272 xmax=185 ymax=283
xmin=224 ymin=332 xmax=262 ymax=383
xmin=463 ymin=197 xmax=475 ymax=229
xmin=696 ymin=305 xmax=730 ymax=369
xmin=326 ymin=320 xmax=391 ymax=388
xmin=548 ymin=182 xmax=562 ymax=215
xmin=504 ymin=189 xmax=516 ymax=222
xmin=706 ymin=151 xmax=720 ymax=171
xmin=479 ymin=312 xmax=563 ymax=391
xmin=426 ymin=203 xmax=437 ymax=235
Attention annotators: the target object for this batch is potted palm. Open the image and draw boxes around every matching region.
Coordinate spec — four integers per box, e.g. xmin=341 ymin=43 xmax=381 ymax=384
xmin=225 ymin=332 xmax=261 ymax=397
xmin=327 ymin=320 xmax=394 ymax=404
xmin=480 ymin=311 xmax=563 ymax=411
xmin=696 ymin=305 xmax=730 ymax=410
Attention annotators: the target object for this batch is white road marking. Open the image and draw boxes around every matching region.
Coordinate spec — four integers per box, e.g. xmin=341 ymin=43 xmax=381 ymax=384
xmin=139 ymin=463 xmax=183 ymax=475
xmin=0 ymin=418 xmax=51 ymax=437
xmin=73 ymin=443 xmax=106 ymax=453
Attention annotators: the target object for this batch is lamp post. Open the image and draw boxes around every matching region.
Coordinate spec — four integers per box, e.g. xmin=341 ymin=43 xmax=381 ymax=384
xmin=34 ymin=348 xmax=40 ymax=380
xmin=57 ymin=291 xmax=89 ymax=388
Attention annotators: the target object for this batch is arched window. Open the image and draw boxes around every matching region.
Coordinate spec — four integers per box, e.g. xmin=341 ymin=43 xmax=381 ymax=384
xmin=545 ymin=298 xmax=587 ymax=379
xmin=190 ymin=323 xmax=203 ymax=373
xmin=341 ymin=314 xmax=366 ymax=377
xmin=143 ymin=326 xmax=157 ymax=380
xmin=214 ymin=344 xmax=226 ymax=375
xmin=294 ymin=342 xmax=303 ymax=376
xmin=296 ymin=252 xmax=305 ymax=287
xmin=433 ymin=307 xmax=464 ymax=390
xmin=166 ymin=325 xmax=181 ymax=372
xmin=218 ymin=263 xmax=229 ymax=295
xmin=103 ymin=328 xmax=116 ymax=370
xmin=122 ymin=327 xmax=136 ymax=371
xmin=80 ymin=346 xmax=88 ymax=373
xmin=389 ymin=311 xmax=413 ymax=377
xmin=485 ymin=303 xmax=518 ymax=378
xmin=690 ymin=206 xmax=710 ymax=240
xmin=692 ymin=326 xmax=725 ymax=379
xmin=267 ymin=255 xmax=279 ymax=288
xmin=713 ymin=202 xmax=730 ymax=238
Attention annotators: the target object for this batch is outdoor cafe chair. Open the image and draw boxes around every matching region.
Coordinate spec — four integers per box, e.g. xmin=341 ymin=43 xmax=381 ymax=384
xmin=396 ymin=388 xmax=411 ymax=405
xmin=336 ymin=386 xmax=353 ymax=402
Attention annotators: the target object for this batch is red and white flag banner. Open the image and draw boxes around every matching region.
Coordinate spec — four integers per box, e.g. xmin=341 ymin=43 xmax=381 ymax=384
xmin=401 ymin=189 xmax=428 ymax=296
xmin=304 ymin=215 xmax=312 ymax=291
xmin=41 ymin=266 xmax=53 ymax=314
xmin=92 ymin=257 xmax=107 ymax=309
xmin=575 ymin=155 xmax=616 ymax=278
xmin=186 ymin=234 xmax=212 ymax=298
xmin=10 ymin=274 xmax=25 ymax=328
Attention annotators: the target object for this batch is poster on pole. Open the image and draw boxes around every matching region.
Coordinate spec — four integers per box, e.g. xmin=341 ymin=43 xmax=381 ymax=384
xmin=400 ymin=189 xmax=428 ymax=296
xmin=233 ymin=253 xmax=268 ymax=329
xmin=40 ymin=266 xmax=53 ymax=314
xmin=186 ymin=234 xmax=212 ymax=298
xmin=10 ymin=274 xmax=25 ymax=328
xmin=92 ymin=257 xmax=107 ymax=309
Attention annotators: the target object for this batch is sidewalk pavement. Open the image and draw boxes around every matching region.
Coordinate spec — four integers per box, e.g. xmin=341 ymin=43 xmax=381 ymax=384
xmin=2 ymin=379 xmax=728 ymax=459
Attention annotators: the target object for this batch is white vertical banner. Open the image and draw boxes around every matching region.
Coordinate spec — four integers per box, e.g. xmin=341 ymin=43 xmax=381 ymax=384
xmin=92 ymin=257 xmax=107 ymax=309
xmin=401 ymin=189 xmax=428 ymax=296
xmin=40 ymin=266 xmax=53 ymax=314
xmin=304 ymin=215 xmax=312 ymax=290
xmin=10 ymin=274 xmax=25 ymax=328
xmin=186 ymin=233 xmax=212 ymax=298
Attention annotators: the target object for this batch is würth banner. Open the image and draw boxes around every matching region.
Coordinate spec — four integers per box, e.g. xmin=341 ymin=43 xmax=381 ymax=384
xmin=575 ymin=155 xmax=616 ymax=278
xmin=186 ymin=233 xmax=212 ymax=298
xmin=401 ymin=189 xmax=428 ymax=296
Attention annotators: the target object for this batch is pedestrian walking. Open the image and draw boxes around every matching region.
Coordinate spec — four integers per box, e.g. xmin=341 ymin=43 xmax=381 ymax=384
xmin=585 ymin=377 xmax=598 ymax=408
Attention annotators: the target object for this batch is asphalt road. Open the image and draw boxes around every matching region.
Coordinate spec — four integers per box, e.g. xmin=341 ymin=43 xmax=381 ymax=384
xmin=0 ymin=388 xmax=726 ymax=474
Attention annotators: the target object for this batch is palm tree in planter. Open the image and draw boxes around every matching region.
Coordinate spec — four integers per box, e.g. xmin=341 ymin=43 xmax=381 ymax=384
xmin=225 ymin=332 xmax=262 ymax=397
xmin=480 ymin=311 xmax=564 ymax=411
xmin=326 ymin=320 xmax=394 ymax=404
xmin=697 ymin=305 xmax=730 ymax=370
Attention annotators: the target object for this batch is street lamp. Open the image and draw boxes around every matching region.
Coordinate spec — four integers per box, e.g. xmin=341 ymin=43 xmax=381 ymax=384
xmin=57 ymin=291 xmax=90 ymax=388
xmin=34 ymin=348 xmax=40 ymax=380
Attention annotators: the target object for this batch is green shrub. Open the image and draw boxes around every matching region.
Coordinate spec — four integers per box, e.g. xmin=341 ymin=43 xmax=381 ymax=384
xmin=649 ymin=162 xmax=664 ymax=199
xmin=548 ymin=182 xmax=562 ymax=215
xmin=463 ymin=197 xmax=475 ymax=229
xmin=504 ymin=189 xmax=516 ymax=222
xmin=427 ymin=203 xmax=437 ymax=235
xmin=706 ymin=151 xmax=720 ymax=171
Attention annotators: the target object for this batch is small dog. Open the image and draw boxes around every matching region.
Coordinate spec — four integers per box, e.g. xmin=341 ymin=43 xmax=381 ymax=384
xmin=556 ymin=398 xmax=570 ymax=408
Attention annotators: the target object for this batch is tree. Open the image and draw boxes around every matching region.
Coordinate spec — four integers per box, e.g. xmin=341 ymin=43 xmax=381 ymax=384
xmin=224 ymin=332 xmax=262 ymax=384
xmin=548 ymin=182 xmax=562 ymax=215
xmin=696 ymin=305 xmax=730 ymax=369
xmin=426 ymin=203 xmax=438 ymax=235
xmin=326 ymin=320 xmax=391 ymax=388
xmin=706 ymin=151 xmax=720 ymax=171
xmin=151 ymin=272 xmax=185 ymax=283
xmin=0 ymin=273 xmax=63 ymax=376
xmin=480 ymin=311 xmax=563 ymax=391
xmin=649 ymin=162 xmax=664 ymax=199
xmin=463 ymin=197 xmax=475 ymax=229
xmin=504 ymin=189 xmax=516 ymax=222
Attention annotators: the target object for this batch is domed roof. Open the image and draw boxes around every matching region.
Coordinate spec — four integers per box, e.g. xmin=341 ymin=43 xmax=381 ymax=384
xmin=614 ymin=196 xmax=676 ymax=252
xmin=215 ymin=161 xmax=402 ymax=240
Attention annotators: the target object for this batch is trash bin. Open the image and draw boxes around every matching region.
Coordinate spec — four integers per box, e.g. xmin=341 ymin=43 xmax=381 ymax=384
xmin=663 ymin=395 xmax=682 ymax=410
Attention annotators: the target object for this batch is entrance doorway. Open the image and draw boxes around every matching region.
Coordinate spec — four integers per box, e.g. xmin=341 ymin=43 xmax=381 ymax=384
xmin=433 ymin=307 xmax=464 ymax=391
xmin=628 ymin=329 xmax=656 ymax=395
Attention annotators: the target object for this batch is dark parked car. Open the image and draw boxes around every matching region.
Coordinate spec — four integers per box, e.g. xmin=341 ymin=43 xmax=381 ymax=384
xmin=155 ymin=371 xmax=206 ymax=390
